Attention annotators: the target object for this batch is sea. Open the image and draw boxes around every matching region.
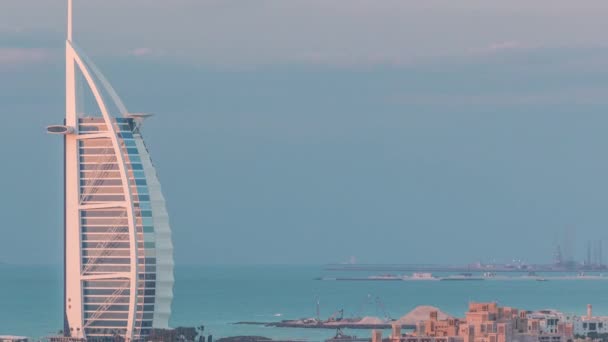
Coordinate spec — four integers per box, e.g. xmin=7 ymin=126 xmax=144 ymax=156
xmin=2 ymin=265 xmax=608 ymax=341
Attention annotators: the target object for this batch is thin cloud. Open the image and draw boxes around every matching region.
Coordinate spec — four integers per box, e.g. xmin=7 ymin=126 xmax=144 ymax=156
xmin=387 ymin=87 xmax=608 ymax=107
xmin=0 ymin=29 xmax=61 ymax=49
xmin=128 ymin=47 xmax=154 ymax=57
xmin=469 ymin=41 xmax=525 ymax=55
xmin=0 ymin=47 xmax=53 ymax=66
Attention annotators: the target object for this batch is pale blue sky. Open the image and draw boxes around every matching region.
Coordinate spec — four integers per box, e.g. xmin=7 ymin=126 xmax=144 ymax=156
xmin=2 ymin=1 xmax=608 ymax=265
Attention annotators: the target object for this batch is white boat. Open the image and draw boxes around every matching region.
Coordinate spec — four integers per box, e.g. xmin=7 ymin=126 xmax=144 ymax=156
xmin=440 ymin=273 xmax=484 ymax=281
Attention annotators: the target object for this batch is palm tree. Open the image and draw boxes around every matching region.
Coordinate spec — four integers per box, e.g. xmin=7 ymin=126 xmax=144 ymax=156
xmin=197 ymin=325 xmax=206 ymax=342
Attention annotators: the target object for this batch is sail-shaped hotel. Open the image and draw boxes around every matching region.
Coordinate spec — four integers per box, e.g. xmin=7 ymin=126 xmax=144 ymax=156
xmin=47 ymin=1 xmax=174 ymax=340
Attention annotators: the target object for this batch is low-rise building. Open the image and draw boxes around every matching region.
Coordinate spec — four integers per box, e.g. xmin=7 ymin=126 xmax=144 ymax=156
xmin=46 ymin=337 xmax=87 ymax=342
xmin=387 ymin=302 xmax=573 ymax=342
xmin=0 ymin=336 xmax=28 ymax=342
xmin=571 ymin=305 xmax=608 ymax=338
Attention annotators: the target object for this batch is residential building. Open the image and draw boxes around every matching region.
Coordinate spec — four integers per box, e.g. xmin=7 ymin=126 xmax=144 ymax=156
xmin=388 ymin=303 xmax=573 ymax=342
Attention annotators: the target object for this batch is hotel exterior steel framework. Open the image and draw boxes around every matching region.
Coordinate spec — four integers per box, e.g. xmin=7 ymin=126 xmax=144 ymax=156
xmin=48 ymin=1 xmax=174 ymax=340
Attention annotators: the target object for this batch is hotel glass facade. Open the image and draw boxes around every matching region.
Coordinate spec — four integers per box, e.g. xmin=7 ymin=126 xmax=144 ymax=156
xmin=77 ymin=118 xmax=172 ymax=339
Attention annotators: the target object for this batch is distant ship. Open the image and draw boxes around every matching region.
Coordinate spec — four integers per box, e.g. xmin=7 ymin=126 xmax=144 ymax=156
xmin=410 ymin=272 xmax=439 ymax=280
xmin=368 ymin=274 xmax=404 ymax=281
xmin=440 ymin=273 xmax=484 ymax=281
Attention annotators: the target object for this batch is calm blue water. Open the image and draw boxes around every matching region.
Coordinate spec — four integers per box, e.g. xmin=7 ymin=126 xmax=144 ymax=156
xmin=2 ymin=265 xmax=608 ymax=341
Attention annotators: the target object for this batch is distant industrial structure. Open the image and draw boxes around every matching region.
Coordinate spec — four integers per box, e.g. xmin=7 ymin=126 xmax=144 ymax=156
xmin=327 ymin=238 xmax=607 ymax=273
xmin=553 ymin=238 xmax=604 ymax=271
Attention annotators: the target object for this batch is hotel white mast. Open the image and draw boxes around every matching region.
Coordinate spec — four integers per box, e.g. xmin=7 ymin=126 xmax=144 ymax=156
xmin=48 ymin=1 xmax=174 ymax=340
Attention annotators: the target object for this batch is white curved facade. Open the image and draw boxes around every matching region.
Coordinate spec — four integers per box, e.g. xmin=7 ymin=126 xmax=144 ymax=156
xmin=50 ymin=1 xmax=174 ymax=340
xmin=134 ymin=134 xmax=174 ymax=329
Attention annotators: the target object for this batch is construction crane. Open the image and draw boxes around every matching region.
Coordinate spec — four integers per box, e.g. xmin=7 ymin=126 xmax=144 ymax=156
xmin=355 ymin=293 xmax=374 ymax=318
xmin=375 ymin=296 xmax=391 ymax=321
xmin=327 ymin=309 xmax=344 ymax=322
xmin=316 ymin=296 xmax=321 ymax=321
